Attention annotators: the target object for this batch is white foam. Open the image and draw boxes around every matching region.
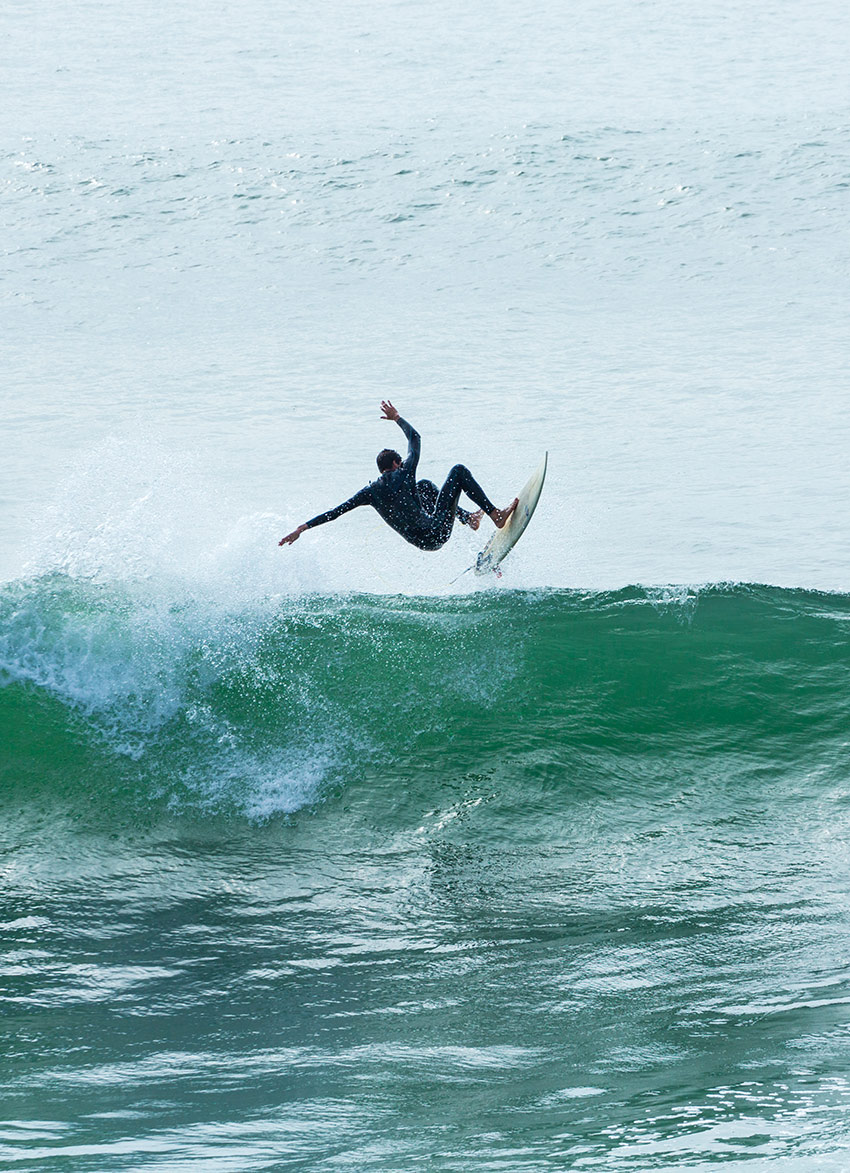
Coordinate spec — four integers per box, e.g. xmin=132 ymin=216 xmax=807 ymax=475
xmin=22 ymin=431 xmax=516 ymax=601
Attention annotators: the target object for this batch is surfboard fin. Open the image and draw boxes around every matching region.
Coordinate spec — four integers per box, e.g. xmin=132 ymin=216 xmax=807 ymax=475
xmin=449 ymin=564 xmax=474 ymax=586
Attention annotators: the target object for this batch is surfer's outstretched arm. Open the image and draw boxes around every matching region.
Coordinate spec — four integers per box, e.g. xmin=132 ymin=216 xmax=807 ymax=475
xmin=279 ymin=485 xmax=373 ymax=546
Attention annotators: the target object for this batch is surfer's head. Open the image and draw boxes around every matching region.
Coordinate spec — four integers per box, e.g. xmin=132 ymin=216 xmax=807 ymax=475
xmin=377 ymin=449 xmax=401 ymax=473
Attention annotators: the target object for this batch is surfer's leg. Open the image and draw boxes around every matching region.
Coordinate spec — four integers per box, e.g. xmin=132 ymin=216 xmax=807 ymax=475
xmin=416 ymin=479 xmax=439 ymax=515
xmin=423 ymin=465 xmax=514 ymax=546
xmin=434 ymin=465 xmax=495 ymax=517
xmin=419 ymin=476 xmax=473 ymax=525
xmin=423 ymin=464 xmax=493 ymax=545
xmin=455 ymin=467 xmax=517 ymax=527
xmin=437 ymin=465 xmax=517 ymax=529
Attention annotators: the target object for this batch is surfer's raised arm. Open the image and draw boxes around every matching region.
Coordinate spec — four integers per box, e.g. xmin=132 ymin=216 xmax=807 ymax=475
xmin=381 ymin=400 xmax=420 ymax=474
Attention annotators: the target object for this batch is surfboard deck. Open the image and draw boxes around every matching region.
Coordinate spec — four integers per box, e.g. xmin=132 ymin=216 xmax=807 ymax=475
xmin=473 ymin=452 xmax=548 ymax=576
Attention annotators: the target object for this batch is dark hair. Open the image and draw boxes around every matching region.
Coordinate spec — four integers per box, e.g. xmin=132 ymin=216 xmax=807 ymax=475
xmin=377 ymin=448 xmax=401 ymax=473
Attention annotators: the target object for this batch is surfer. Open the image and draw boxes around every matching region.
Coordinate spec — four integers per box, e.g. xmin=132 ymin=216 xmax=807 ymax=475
xmin=279 ymin=402 xmax=517 ymax=551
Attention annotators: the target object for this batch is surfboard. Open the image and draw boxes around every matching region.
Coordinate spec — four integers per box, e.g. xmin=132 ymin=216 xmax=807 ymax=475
xmin=474 ymin=452 xmax=548 ymax=576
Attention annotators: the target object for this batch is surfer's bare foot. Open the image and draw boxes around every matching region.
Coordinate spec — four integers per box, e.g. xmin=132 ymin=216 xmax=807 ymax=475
xmin=490 ymin=498 xmax=518 ymax=529
xmin=467 ymin=509 xmax=483 ymax=531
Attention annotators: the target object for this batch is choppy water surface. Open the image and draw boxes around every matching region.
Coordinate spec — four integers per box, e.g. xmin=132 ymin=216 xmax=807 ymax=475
xmin=3 ymin=0 xmax=850 ymax=1167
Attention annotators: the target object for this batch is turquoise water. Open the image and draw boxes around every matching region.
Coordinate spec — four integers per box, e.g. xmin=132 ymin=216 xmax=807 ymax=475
xmin=3 ymin=0 xmax=850 ymax=1167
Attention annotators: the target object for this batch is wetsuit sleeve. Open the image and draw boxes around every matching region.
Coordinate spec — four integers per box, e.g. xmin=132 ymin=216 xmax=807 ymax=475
xmin=305 ymin=485 xmax=373 ymax=529
xmin=396 ymin=417 xmax=421 ymax=475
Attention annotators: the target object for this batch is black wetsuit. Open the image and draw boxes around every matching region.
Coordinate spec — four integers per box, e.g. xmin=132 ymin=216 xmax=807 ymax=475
xmin=304 ymin=417 xmax=496 ymax=551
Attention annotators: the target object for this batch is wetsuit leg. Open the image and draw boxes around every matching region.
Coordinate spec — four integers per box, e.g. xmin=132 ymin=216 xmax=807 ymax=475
xmin=427 ymin=465 xmax=496 ymax=546
xmin=418 ymin=477 xmax=473 ymax=524
xmin=417 ymin=479 xmax=439 ymax=514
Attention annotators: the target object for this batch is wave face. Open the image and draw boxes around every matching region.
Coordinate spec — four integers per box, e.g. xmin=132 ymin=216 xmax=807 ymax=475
xmin=4 ymin=575 xmax=849 ymax=823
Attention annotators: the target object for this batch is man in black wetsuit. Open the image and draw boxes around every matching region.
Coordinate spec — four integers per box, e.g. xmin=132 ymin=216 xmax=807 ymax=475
xmin=279 ymin=401 xmax=517 ymax=551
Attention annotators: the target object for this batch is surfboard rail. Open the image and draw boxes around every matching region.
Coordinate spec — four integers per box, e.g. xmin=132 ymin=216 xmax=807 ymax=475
xmin=473 ymin=451 xmax=548 ymax=576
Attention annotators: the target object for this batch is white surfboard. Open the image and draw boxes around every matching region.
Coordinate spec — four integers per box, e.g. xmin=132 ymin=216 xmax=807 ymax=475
xmin=474 ymin=452 xmax=548 ymax=576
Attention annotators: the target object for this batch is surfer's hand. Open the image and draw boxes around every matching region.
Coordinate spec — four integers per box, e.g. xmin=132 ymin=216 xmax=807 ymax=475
xmin=380 ymin=400 xmax=399 ymax=422
xmin=279 ymin=525 xmax=306 ymax=546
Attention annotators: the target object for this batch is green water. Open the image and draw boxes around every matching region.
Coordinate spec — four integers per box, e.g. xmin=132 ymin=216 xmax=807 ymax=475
xmin=3 ymin=580 xmax=850 ymax=1168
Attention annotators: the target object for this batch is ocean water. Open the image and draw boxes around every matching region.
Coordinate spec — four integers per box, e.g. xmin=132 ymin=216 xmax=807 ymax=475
xmin=3 ymin=0 xmax=850 ymax=1168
